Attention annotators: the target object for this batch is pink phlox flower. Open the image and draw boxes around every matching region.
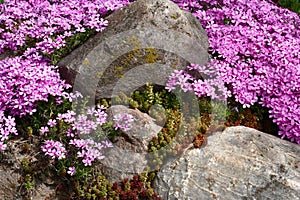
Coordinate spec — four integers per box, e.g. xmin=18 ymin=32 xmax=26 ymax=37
xmin=41 ymin=140 xmax=66 ymax=160
xmin=0 ymin=141 xmax=7 ymax=151
xmin=67 ymin=166 xmax=76 ymax=176
xmin=94 ymin=109 xmax=108 ymax=125
xmin=66 ymin=129 xmax=75 ymax=137
xmin=40 ymin=126 xmax=49 ymax=134
xmin=102 ymin=140 xmax=113 ymax=148
xmin=113 ymin=113 xmax=134 ymax=131
xmin=47 ymin=119 xmax=57 ymax=127
xmin=57 ymin=110 xmax=76 ymax=123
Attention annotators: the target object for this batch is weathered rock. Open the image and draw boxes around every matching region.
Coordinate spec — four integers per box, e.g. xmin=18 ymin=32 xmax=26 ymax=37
xmin=57 ymin=0 xmax=209 ymax=101
xmin=0 ymin=141 xmax=66 ymax=200
xmin=98 ymin=105 xmax=162 ymax=183
xmin=107 ymin=105 xmax=162 ymax=152
xmin=154 ymin=126 xmax=300 ymax=200
xmin=0 ymin=169 xmax=20 ymax=200
xmin=32 ymin=183 xmax=58 ymax=200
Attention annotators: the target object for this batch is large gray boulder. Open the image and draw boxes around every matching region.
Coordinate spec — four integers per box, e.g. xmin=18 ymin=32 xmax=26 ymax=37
xmin=57 ymin=0 xmax=209 ymax=102
xmin=154 ymin=126 xmax=300 ymax=199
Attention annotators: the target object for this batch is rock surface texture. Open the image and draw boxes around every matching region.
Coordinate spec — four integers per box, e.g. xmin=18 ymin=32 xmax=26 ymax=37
xmin=98 ymin=105 xmax=162 ymax=183
xmin=57 ymin=0 xmax=209 ymax=101
xmin=0 ymin=168 xmax=20 ymax=200
xmin=154 ymin=126 xmax=300 ymax=200
xmin=0 ymin=142 xmax=63 ymax=200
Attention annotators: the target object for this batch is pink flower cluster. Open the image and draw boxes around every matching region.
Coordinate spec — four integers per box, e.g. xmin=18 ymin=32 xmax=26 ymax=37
xmin=0 ymin=55 xmax=71 ymax=117
xmin=166 ymin=63 xmax=231 ymax=101
xmin=40 ymin=103 xmax=116 ymax=166
xmin=0 ymin=111 xmax=17 ymax=150
xmin=0 ymin=0 xmax=130 ymax=147
xmin=41 ymin=140 xmax=66 ymax=160
xmin=169 ymin=0 xmax=300 ymax=143
xmin=113 ymin=113 xmax=134 ymax=132
xmin=70 ymin=138 xmax=113 ymax=166
xmin=70 ymin=106 xmax=108 ymax=135
xmin=0 ymin=0 xmax=130 ymax=53
xmin=0 ymin=0 xmax=131 ymax=115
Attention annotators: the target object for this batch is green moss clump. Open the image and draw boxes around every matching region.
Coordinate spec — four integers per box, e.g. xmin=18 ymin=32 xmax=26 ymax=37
xmin=145 ymin=47 xmax=158 ymax=64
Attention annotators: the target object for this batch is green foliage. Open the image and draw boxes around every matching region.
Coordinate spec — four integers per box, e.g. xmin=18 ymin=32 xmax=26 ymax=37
xmin=15 ymin=95 xmax=72 ymax=137
xmin=108 ymin=83 xmax=228 ymax=169
xmin=75 ymin=171 xmax=161 ymax=200
xmin=49 ymin=28 xmax=96 ymax=65
xmin=111 ymin=83 xmax=180 ymax=113
xmin=279 ymin=0 xmax=300 ymax=15
xmin=21 ymin=158 xmax=33 ymax=173
xmin=19 ymin=158 xmax=38 ymax=197
xmin=23 ymin=174 xmax=35 ymax=190
xmin=225 ymin=97 xmax=279 ymax=134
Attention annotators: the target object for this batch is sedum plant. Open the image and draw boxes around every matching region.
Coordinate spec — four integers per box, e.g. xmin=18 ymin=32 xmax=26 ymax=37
xmin=75 ymin=172 xmax=161 ymax=200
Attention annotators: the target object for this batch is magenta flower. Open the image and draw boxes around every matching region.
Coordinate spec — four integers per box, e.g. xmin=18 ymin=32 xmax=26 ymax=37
xmin=0 ymin=0 xmax=131 ymax=119
xmin=71 ymin=139 xmax=111 ymax=166
xmin=57 ymin=110 xmax=76 ymax=123
xmin=0 ymin=56 xmax=70 ymax=117
xmin=41 ymin=140 xmax=66 ymax=160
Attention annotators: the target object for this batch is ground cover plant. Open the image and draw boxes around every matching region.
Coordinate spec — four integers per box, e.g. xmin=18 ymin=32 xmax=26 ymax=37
xmin=0 ymin=0 xmax=299 ymax=199
xmin=170 ymin=0 xmax=300 ymax=143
